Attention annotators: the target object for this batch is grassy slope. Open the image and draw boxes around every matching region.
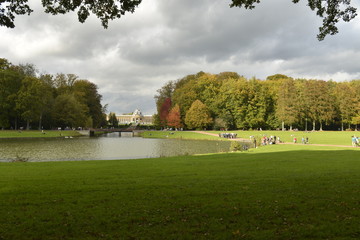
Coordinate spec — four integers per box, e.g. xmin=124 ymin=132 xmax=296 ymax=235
xmin=0 ymin=130 xmax=81 ymax=138
xmin=1 ymin=145 xmax=360 ymax=239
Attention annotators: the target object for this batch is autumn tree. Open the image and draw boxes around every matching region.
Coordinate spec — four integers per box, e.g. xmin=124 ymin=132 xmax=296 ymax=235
xmin=171 ymin=74 xmax=199 ymax=120
xmin=159 ymin=97 xmax=172 ymax=127
xmin=166 ymin=104 xmax=182 ymax=129
xmin=185 ymin=100 xmax=213 ymax=130
xmin=156 ymin=72 xmax=360 ymax=131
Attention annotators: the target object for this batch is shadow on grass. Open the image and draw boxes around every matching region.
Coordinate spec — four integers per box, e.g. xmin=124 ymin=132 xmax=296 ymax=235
xmin=0 ymin=149 xmax=360 ymax=239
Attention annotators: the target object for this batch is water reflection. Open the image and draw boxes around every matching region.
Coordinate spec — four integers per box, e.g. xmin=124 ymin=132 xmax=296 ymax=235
xmin=0 ymin=133 xmax=249 ymax=162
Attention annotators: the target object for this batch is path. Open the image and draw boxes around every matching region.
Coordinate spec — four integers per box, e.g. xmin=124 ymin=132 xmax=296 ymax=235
xmin=192 ymin=131 xmax=250 ymax=142
xmin=192 ymin=131 xmax=356 ymax=148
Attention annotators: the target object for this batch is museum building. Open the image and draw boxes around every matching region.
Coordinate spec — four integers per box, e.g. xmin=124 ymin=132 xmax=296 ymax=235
xmin=115 ymin=109 xmax=153 ymax=125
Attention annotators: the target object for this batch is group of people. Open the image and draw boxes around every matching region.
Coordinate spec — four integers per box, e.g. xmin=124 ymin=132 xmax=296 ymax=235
xmin=292 ymin=136 xmax=309 ymax=144
xmin=219 ymin=133 xmax=238 ymax=139
xmin=261 ymin=135 xmax=280 ymax=145
xmin=352 ymin=136 xmax=359 ymax=147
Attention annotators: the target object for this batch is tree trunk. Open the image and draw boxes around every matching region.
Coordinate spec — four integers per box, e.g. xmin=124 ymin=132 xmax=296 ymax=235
xmin=320 ymin=122 xmax=323 ymax=131
xmin=26 ymin=120 xmax=30 ymax=130
xmin=341 ymin=121 xmax=344 ymax=131
xmin=282 ymin=121 xmax=285 ymax=131
xmin=290 ymin=125 xmax=293 ymax=131
xmin=312 ymin=121 xmax=316 ymax=131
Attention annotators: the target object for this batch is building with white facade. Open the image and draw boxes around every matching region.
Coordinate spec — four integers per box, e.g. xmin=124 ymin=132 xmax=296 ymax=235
xmin=115 ymin=109 xmax=153 ymax=125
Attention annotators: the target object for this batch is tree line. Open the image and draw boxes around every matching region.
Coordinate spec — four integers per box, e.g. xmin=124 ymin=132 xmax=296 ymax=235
xmin=0 ymin=58 xmax=107 ymax=130
xmin=154 ymin=72 xmax=360 ymax=131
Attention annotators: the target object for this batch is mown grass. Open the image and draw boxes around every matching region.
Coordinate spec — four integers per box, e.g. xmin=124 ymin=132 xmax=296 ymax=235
xmin=1 ymin=145 xmax=360 ymax=239
xmin=212 ymin=130 xmax=357 ymax=146
xmin=0 ymin=130 xmax=82 ymax=138
xmin=143 ymin=130 xmax=359 ymax=146
xmin=142 ymin=130 xmax=222 ymax=141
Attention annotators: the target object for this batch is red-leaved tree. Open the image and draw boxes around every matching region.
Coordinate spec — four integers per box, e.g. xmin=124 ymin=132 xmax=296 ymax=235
xmin=167 ymin=104 xmax=182 ymax=129
xmin=159 ymin=98 xmax=172 ymax=127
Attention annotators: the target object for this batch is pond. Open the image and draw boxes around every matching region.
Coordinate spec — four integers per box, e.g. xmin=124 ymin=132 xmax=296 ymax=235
xmin=0 ymin=133 xmax=250 ymax=162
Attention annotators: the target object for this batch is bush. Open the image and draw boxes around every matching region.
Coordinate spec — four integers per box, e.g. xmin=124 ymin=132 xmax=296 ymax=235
xmin=230 ymin=141 xmax=242 ymax=152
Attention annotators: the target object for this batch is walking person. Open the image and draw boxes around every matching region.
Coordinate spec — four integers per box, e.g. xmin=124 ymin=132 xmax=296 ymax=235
xmin=352 ymin=136 xmax=357 ymax=147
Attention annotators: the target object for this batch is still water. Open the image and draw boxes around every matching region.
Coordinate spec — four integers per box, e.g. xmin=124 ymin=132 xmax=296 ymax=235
xmin=0 ymin=132 xmax=243 ymax=162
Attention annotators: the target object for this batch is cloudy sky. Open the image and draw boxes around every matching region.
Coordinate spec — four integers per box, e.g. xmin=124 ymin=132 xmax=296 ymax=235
xmin=1 ymin=0 xmax=360 ymax=115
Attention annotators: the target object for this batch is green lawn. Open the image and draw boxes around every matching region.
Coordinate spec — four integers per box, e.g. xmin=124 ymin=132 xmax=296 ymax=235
xmin=1 ymin=145 xmax=360 ymax=239
xmin=212 ymin=130 xmax=358 ymax=146
xmin=0 ymin=130 xmax=82 ymax=138
xmin=143 ymin=130 xmax=359 ymax=146
xmin=142 ymin=130 xmax=222 ymax=141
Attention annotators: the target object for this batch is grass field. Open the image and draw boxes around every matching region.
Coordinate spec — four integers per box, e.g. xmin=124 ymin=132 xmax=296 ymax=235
xmin=0 ymin=130 xmax=82 ymax=138
xmin=142 ymin=130 xmax=222 ymax=141
xmin=214 ymin=130 xmax=357 ymax=146
xmin=143 ymin=130 xmax=359 ymax=146
xmin=1 ymin=144 xmax=360 ymax=239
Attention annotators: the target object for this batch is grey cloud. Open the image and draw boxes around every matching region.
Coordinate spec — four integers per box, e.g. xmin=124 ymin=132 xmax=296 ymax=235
xmin=1 ymin=0 xmax=360 ymax=114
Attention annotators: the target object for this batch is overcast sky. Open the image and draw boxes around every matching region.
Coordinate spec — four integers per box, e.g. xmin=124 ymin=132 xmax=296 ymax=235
xmin=1 ymin=0 xmax=360 ymax=115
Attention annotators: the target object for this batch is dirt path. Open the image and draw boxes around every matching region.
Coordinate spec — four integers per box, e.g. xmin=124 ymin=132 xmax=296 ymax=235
xmin=192 ymin=131 xmax=356 ymax=148
xmin=192 ymin=131 xmax=250 ymax=141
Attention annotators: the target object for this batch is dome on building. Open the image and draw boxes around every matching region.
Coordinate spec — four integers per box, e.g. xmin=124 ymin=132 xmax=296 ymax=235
xmin=132 ymin=109 xmax=143 ymax=117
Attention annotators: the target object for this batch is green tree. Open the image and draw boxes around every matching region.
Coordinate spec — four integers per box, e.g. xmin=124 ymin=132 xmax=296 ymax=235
xmin=15 ymin=76 xmax=50 ymax=130
xmin=275 ymin=78 xmax=298 ymax=130
xmin=352 ymin=115 xmax=360 ymax=129
xmin=152 ymin=113 xmax=162 ymax=129
xmin=0 ymin=61 xmax=23 ymax=129
xmin=334 ymin=82 xmax=358 ymax=130
xmin=266 ymin=74 xmax=292 ymax=81
xmin=2 ymin=1 xmax=357 ymax=40
xmin=108 ymin=112 xmax=119 ymax=128
xmin=302 ymin=80 xmax=335 ymax=130
xmin=73 ymin=80 xmax=105 ymax=128
xmin=185 ymin=100 xmax=213 ymax=130
xmin=172 ymin=79 xmax=198 ymax=120
xmin=243 ymin=79 xmax=269 ymax=129
xmin=52 ymin=93 xmax=87 ymax=128
xmin=0 ymin=0 xmax=142 ymax=28
xmin=230 ymin=0 xmax=357 ymax=40
xmin=214 ymin=77 xmax=248 ymax=129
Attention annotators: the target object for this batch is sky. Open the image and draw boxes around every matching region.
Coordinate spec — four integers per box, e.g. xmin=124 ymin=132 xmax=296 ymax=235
xmin=1 ymin=0 xmax=360 ymax=115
